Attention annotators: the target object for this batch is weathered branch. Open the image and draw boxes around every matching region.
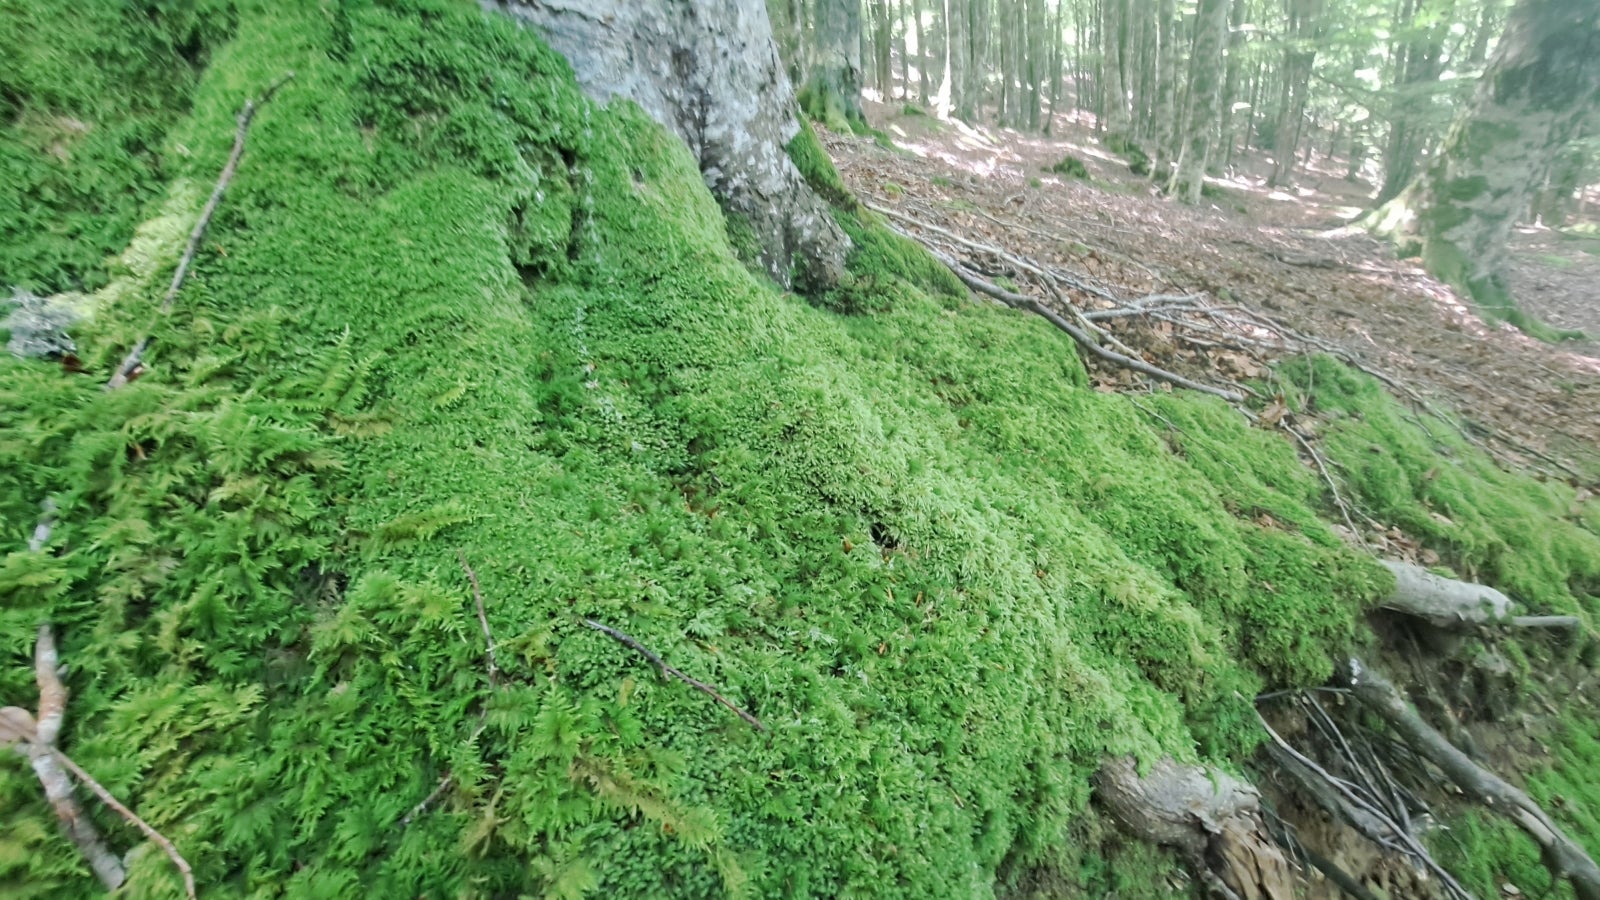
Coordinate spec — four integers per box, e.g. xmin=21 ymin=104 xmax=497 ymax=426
xmin=107 ymin=72 xmax=294 ymax=389
xmin=1095 ymin=756 xmax=1295 ymax=900
xmin=51 ymin=750 xmax=197 ymax=900
xmin=582 ymin=619 xmax=766 ymax=732
xmin=1347 ymin=659 xmax=1600 ymax=900
xmin=1379 ymin=561 xmax=1512 ymax=626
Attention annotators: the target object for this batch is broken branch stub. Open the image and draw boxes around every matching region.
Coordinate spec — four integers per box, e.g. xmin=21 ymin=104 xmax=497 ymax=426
xmin=1095 ymin=756 xmax=1295 ymax=900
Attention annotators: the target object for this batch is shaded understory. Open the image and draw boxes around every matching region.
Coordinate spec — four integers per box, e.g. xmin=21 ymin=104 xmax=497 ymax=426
xmin=1 ymin=1 xmax=1596 ymax=897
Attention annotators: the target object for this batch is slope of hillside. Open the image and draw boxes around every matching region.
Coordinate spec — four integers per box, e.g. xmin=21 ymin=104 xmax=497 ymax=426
xmin=1 ymin=2 xmax=1596 ymax=897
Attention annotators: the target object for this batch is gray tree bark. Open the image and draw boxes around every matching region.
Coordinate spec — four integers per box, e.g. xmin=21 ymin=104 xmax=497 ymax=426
xmin=484 ymin=0 xmax=851 ymax=292
xmin=803 ymin=0 xmax=867 ymax=128
xmin=1169 ymin=0 xmax=1229 ymax=203
xmin=1369 ymin=0 xmax=1600 ymax=319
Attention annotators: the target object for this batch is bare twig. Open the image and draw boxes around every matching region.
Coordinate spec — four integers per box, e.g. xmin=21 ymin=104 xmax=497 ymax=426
xmin=51 ymin=749 xmax=196 ymax=900
xmin=582 ymin=619 xmax=766 ymax=732
xmin=1348 ymin=659 xmax=1600 ymax=900
xmin=1282 ymin=421 xmax=1366 ymax=546
xmin=107 ymin=71 xmax=295 ymax=390
xmin=399 ymin=774 xmax=455 ymax=828
xmin=457 ymin=552 xmax=499 ymax=686
xmin=937 ymin=252 xmax=1245 ymax=401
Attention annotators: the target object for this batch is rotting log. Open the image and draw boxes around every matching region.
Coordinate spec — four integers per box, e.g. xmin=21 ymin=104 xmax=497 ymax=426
xmin=1096 ymin=756 xmax=1296 ymax=900
xmin=1347 ymin=659 xmax=1600 ymax=900
xmin=1380 ymin=561 xmax=1582 ymax=630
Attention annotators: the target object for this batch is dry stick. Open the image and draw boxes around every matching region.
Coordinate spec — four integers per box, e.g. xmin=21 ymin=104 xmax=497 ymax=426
xmin=1282 ymin=421 xmax=1366 ymax=546
xmin=50 ymin=750 xmax=197 ymax=900
xmin=1257 ymin=711 xmax=1476 ymax=900
xmin=1347 ymin=659 xmax=1600 ymax=900
xmin=457 ymin=552 xmax=500 ymax=686
xmin=398 ymin=775 xmax=456 ymax=829
xmin=107 ymin=71 xmax=295 ymax=390
xmin=582 ymin=619 xmax=766 ymax=732
xmin=936 ymin=251 xmax=1245 ymax=402
xmin=16 ymin=625 xmax=127 ymax=892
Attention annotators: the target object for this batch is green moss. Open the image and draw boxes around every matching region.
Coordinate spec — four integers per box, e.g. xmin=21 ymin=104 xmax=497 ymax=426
xmin=0 ymin=0 xmax=237 ymax=293
xmin=1047 ymin=155 xmax=1088 ymax=179
xmin=0 ymin=2 xmax=1582 ymax=898
xmin=1277 ymin=355 xmax=1600 ymax=624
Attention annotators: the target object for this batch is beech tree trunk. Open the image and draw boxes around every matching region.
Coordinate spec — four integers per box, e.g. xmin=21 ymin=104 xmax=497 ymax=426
xmin=1170 ymin=0 xmax=1230 ymax=203
xmin=483 ymin=0 xmax=851 ymax=292
xmin=1370 ymin=0 xmax=1600 ymax=320
xmin=802 ymin=0 xmax=867 ymax=129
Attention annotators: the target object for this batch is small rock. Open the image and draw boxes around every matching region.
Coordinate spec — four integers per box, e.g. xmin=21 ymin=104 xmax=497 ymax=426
xmin=3 ymin=288 xmax=81 ymax=360
xmin=1503 ymin=883 xmax=1521 ymax=895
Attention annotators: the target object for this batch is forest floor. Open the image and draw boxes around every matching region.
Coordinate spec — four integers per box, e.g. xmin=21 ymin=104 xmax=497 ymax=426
xmin=826 ymin=99 xmax=1600 ymax=489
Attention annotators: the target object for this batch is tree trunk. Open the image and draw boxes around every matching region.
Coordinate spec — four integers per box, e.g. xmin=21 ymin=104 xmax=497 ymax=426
xmin=1267 ymin=0 xmax=1322 ymax=189
xmin=1217 ymin=0 xmax=1246 ymax=170
xmin=870 ymin=0 xmax=893 ymax=97
xmin=1169 ymin=0 xmax=1229 ymax=203
xmin=1101 ymin=0 xmax=1132 ymax=135
xmin=801 ymin=0 xmax=867 ymax=130
xmin=1149 ymin=0 xmax=1179 ymax=178
xmin=485 ymin=0 xmax=852 ymax=292
xmin=1369 ymin=0 xmax=1600 ymax=323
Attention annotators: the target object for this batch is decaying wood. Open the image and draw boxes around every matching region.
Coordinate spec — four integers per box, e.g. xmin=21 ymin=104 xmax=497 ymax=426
xmin=1348 ymin=659 xmax=1600 ymax=900
xmin=107 ymin=72 xmax=294 ymax=390
xmin=1095 ymin=756 xmax=1296 ymax=900
xmin=583 ymin=619 xmax=766 ymax=732
xmin=1380 ymin=561 xmax=1580 ymax=631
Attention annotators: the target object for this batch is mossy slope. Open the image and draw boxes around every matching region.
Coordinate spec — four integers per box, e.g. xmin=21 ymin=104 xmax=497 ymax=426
xmin=0 ymin=2 xmax=1589 ymax=898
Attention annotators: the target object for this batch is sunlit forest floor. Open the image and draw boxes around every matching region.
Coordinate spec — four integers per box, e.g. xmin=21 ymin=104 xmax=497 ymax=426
xmin=828 ymin=98 xmax=1600 ymax=487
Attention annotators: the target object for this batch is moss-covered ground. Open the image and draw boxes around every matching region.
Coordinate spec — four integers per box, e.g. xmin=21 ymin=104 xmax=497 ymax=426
xmin=0 ymin=1 xmax=1595 ymax=898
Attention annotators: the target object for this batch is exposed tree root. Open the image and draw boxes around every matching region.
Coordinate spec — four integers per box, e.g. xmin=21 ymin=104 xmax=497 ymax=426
xmin=1347 ymin=659 xmax=1600 ymax=900
xmin=1095 ymin=756 xmax=1296 ymax=899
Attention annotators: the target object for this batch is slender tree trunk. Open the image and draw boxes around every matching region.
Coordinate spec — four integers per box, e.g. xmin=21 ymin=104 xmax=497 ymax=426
xmin=1268 ymin=0 xmax=1322 ymax=188
xmin=1101 ymin=0 xmax=1132 ymax=134
xmin=1217 ymin=0 xmax=1247 ymax=169
xmin=871 ymin=0 xmax=893 ymax=97
xmin=899 ymin=0 xmax=913 ymax=97
xmin=1150 ymin=0 xmax=1179 ymax=177
xmin=1170 ymin=0 xmax=1230 ymax=202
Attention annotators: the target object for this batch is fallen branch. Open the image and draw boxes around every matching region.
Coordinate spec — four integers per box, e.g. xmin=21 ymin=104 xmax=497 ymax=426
xmin=1347 ymin=659 xmax=1600 ymax=900
xmin=108 ymin=71 xmax=294 ymax=389
xmin=934 ymin=250 xmax=1244 ymax=401
xmin=51 ymin=748 xmax=197 ymax=900
xmin=1380 ymin=560 xmax=1511 ymax=625
xmin=582 ymin=619 xmax=766 ymax=732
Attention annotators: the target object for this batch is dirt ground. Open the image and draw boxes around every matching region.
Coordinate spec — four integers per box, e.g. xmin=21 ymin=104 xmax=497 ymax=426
xmin=825 ymin=98 xmax=1600 ymax=483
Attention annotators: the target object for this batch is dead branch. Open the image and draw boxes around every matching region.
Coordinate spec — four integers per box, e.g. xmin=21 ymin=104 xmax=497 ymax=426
xmin=1256 ymin=708 xmax=1474 ymax=900
xmin=934 ymin=250 xmax=1245 ymax=401
xmin=107 ymin=71 xmax=294 ymax=390
xmin=50 ymin=750 xmax=196 ymax=899
xmin=399 ymin=774 xmax=455 ymax=828
xmin=1281 ymin=421 xmax=1366 ymax=545
xmin=6 ymin=626 xmax=127 ymax=891
xmin=1347 ymin=659 xmax=1600 ymax=900
xmin=582 ymin=619 xmax=766 ymax=732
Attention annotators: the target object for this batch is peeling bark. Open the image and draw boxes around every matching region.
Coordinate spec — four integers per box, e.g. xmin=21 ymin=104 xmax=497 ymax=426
xmin=484 ymin=0 xmax=851 ymax=292
xmin=1096 ymin=756 xmax=1296 ymax=900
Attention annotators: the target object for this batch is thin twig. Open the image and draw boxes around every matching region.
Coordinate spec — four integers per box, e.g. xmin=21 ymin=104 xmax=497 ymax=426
xmin=107 ymin=71 xmax=294 ymax=389
xmin=399 ymin=774 xmax=455 ymax=828
xmin=51 ymin=749 xmax=197 ymax=899
xmin=1282 ymin=422 xmax=1366 ymax=547
xmin=582 ymin=619 xmax=766 ymax=732
xmin=457 ymin=552 xmax=499 ymax=686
